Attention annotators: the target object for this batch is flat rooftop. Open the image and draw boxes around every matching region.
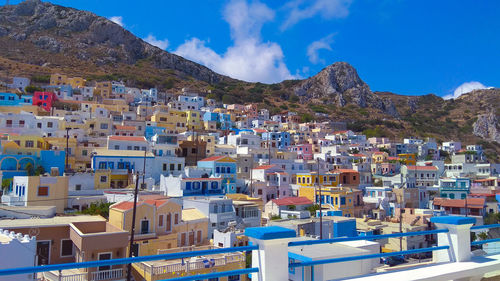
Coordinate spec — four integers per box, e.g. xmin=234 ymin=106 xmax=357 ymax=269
xmin=0 ymin=215 xmax=106 ymax=228
xmin=288 ymin=239 xmax=369 ymax=261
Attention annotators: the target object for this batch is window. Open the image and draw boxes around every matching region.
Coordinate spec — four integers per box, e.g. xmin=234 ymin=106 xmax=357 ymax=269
xmin=82 ymin=150 xmax=88 ymax=156
xmin=75 ymin=184 xmax=81 ymax=191
xmin=163 ymin=163 xmax=167 ymax=171
xmin=38 ymin=186 xmax=49 ymax=196
xmin=127 ymin=146 xmax=132 ymax=150
xmin=98 ymin=162 xmax=107 ymax=169
xmin=158 ymin=215 xmax=164 ymax=227
xmin=19 ymin=120 xmax=25 ymax=127
xmin=178 ymin=164 xmax=182 ymax=170
xmin=25 ymin=140 xmax=34 ymax=148
xmin=100 ymin=176 xmax=107 ymax=183
xmin=170 ymin=164 xmax=175 ymax=171
xmin=61 ymin=239 xmax=73 ymax=257
xmin=174 ymin=213 xmax=179 ymax=224
xmin=98 ymin=253 xmax=112 ymax=271
xmin=114 ymin=145 xmax=119 ymax=150
xmin=47 ymin=122 xmax=53 ymax=128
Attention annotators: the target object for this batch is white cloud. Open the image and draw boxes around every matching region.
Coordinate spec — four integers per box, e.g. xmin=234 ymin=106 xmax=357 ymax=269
xmin=175 ymin=0 xmax=295 ymax=83
xmin=109 ymin=16 xmax=124 ymax=27
xmin=281 ymin=0 xmax=352 ymax=30
xmin=307 ymin=33 xmax=335 ymax=64
xmin=444 ymin=81 xmax=489 ymax=99
xmin=143 ymin=34 xmax=169 ymax=50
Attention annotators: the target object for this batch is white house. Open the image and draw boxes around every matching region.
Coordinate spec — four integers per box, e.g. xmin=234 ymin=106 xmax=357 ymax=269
xmin=0 ymin=230 xmax=36 ymax=281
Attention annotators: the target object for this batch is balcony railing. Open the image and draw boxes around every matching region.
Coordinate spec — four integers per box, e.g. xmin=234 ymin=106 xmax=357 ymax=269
xmin=2 ymin=221 xmax=500 ymax=281
xmin=91 ymin=268 xmax=123 ymax=281
xmin=43 ymin=270 xmax=87 ymax=281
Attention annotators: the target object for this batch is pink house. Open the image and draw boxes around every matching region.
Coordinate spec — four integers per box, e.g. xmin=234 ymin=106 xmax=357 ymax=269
xmin=289 ymin=143 xmax=313 ymax=160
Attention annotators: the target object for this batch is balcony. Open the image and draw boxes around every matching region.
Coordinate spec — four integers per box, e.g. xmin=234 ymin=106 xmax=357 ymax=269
xmin=42 ymin=269 xmax=87 ymax=281
xmin=42 ymin=268 xmax=123 ymax=281
xmin=90 ymin=268 xmax=123 ymax=281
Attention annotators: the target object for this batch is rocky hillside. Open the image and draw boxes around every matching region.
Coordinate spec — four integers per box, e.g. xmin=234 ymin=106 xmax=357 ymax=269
xmin=0 ymin=0 xmax=227 ymax=85
xmin=0 ymin=1 xmax=499 ymax=161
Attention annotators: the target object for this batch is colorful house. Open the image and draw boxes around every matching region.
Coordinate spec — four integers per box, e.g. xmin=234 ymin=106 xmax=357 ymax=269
xmin=397 ymin=153 xmax=417 ymax=166
xmin=109 ymin=197 xmax=208 ymax=256
xmin=1 ymin=175 xmax=68 ymax=213
xmin=197 ymin=156 xmax=237 ymax=193
xmin=32 ymin=91 xmax=57 ymax=112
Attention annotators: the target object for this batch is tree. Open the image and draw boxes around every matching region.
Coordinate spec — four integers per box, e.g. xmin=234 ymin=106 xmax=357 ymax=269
xmin=1 ymin=179 xmax=12 ymax=193
xmin=77 ymin=202 xmax=113 ymax=219
xmin=35 ymin=165 xmax=45 ymax=176
xmin=24 ymin=162 xmax=35 ymax=176
xmin=288 ymin=205 xmax=296 ymax=211
xmin=307 ymin=204 xmax=320 ymax=216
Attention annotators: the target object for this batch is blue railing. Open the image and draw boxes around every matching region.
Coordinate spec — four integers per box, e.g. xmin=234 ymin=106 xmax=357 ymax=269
xmin=0 ymin=245 xmax=258 ymax=278
xmin=288 ymin=228 xmax=448 ymax=247
xmin=288 ymin=229 xmax=449 ymax=272
xmin=289 ymin=246 xmax=449 ymax=267
xmin=471 ymin=224 xmax=500 ymax=246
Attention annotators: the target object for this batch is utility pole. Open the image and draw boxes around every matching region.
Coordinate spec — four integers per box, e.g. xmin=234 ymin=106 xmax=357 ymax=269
xmin=142 ymin=146 xmax=147 ymax=189
xmin=317 ymin=158 xmax=323 ymax=239
xmin=65 ymin=127 xmax=71 ymax=173
xmin=268 ymin=132 xmax=271 ymax=165
xmin=127 ymin=173 xmax=140 ymax=281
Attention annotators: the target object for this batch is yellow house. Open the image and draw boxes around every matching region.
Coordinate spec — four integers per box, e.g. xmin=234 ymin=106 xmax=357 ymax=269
xmin=50 ymin=73 xmax=68 ymax=86
xmin=95 ymin=81 xmax=112 ymax=99
xmin=109 ymin=198 xmax=209 ymax=257
xmin=398 ymin=153 xmax=417 ymax=165
xmin=85 ymin=117 xmax=113 ymax=137
xmin=7 ymin=176 xmax=69 ymax=213
xmin=295 ymin=172 xmax=339 ymax=187
xmin=372 ymin=151 xmax=389 ymax=163
xmin=4 ymin=135 xmax=51 ymax=155
xmin=298 ymin=186 xmax=362 ymax=217
xmin=67 ymin=77 xmax=86 ymax=88
xmin=186 ymin=110 xmax=202 ymax=130
xmin=151 ymin=110 xmax=187 ymax=133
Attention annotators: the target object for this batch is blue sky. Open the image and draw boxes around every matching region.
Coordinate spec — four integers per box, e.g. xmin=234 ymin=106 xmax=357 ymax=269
xmin=9 ymin=0 xmax=500 ymax=97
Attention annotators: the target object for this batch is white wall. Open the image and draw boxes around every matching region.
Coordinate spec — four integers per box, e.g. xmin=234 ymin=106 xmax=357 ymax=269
xmin=0 ymin=230 xmax=36 ymax=281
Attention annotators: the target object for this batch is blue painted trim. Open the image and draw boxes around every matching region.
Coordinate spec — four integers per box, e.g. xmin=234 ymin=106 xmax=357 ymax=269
xmin=245 ymin=226 xmax=296 ymax=240
xmin=430 ymin=216 xmax=475 ymax=225
xmin=288 ymin=229 xmax=448 ymax=247
xmin=0 ymin=245 xmax=258 ymax=276
xmin=288 ymin=252 xmax=313 ymax=262
xmin=471 ymin=238 xmax=500 ymax=246
xmin=471 ymin=224 xmax=500 ymax=230
xmin=157 ymin=267 xmax=259 ymax=281
xmin=289 ymin=246 xmax=449 ymax=268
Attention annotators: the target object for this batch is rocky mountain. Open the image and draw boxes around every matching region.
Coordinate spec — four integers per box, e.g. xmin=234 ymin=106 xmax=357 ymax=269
xmin=294 ymin=62 xmax=398 ymax=117
xmin=0 ymin=0 xmax=226 ymax=84
xmin=0 ymin=1 xmax=499 ymax=161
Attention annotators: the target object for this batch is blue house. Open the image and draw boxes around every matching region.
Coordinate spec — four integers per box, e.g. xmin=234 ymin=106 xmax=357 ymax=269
xmin=0 ymin=150 xmax=65 ymax=179
xmin=145 ymin=125 xmax=167 ymax=140
xmin=262 ymin=132 xmax=291 ymax=150
xmin=203 ymin=112 xmax=232 ymax=130
xmin=0 ymin=93 xmax=32 ymax=106
xmin=439 ymin=178 xmax=471 ymax=199
xmin=197 ymin=156 xmax=237 ymax=193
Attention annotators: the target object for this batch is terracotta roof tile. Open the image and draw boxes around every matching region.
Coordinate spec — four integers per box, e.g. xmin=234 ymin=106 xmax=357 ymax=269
xmin=406 ymin=166 xmax=438 ymax=171
xmin=198 ymin=155 xmax=226 ymax=162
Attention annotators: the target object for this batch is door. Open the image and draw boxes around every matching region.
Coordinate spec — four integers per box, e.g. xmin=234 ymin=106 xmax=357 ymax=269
xmin=189 ymin=232 xmax=195 ymax=245
xmin=166 ymin=213 xmax=172 ymax=232
xmin=141 ymin=220 xmax=149 ymax=234
xmin=36 ymin=241 xmax=50 ymax=266
xmin=98 ymin=252 xmax=112 ymax=271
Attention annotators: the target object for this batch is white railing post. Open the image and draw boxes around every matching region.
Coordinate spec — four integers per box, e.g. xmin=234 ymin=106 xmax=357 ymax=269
xmin=430 ymin=216 xmax=475 ymax=263
xmin=245 ymin=226 xmax=296 ymax=281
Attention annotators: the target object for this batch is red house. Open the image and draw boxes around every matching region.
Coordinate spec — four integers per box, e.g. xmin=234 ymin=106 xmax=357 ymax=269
xmin=33 ymin=91 xmax=57 ymax=111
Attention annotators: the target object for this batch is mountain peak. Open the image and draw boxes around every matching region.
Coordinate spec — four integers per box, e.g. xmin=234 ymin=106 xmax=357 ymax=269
xmin=0 ymin=0 xmax=226 ymax=84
